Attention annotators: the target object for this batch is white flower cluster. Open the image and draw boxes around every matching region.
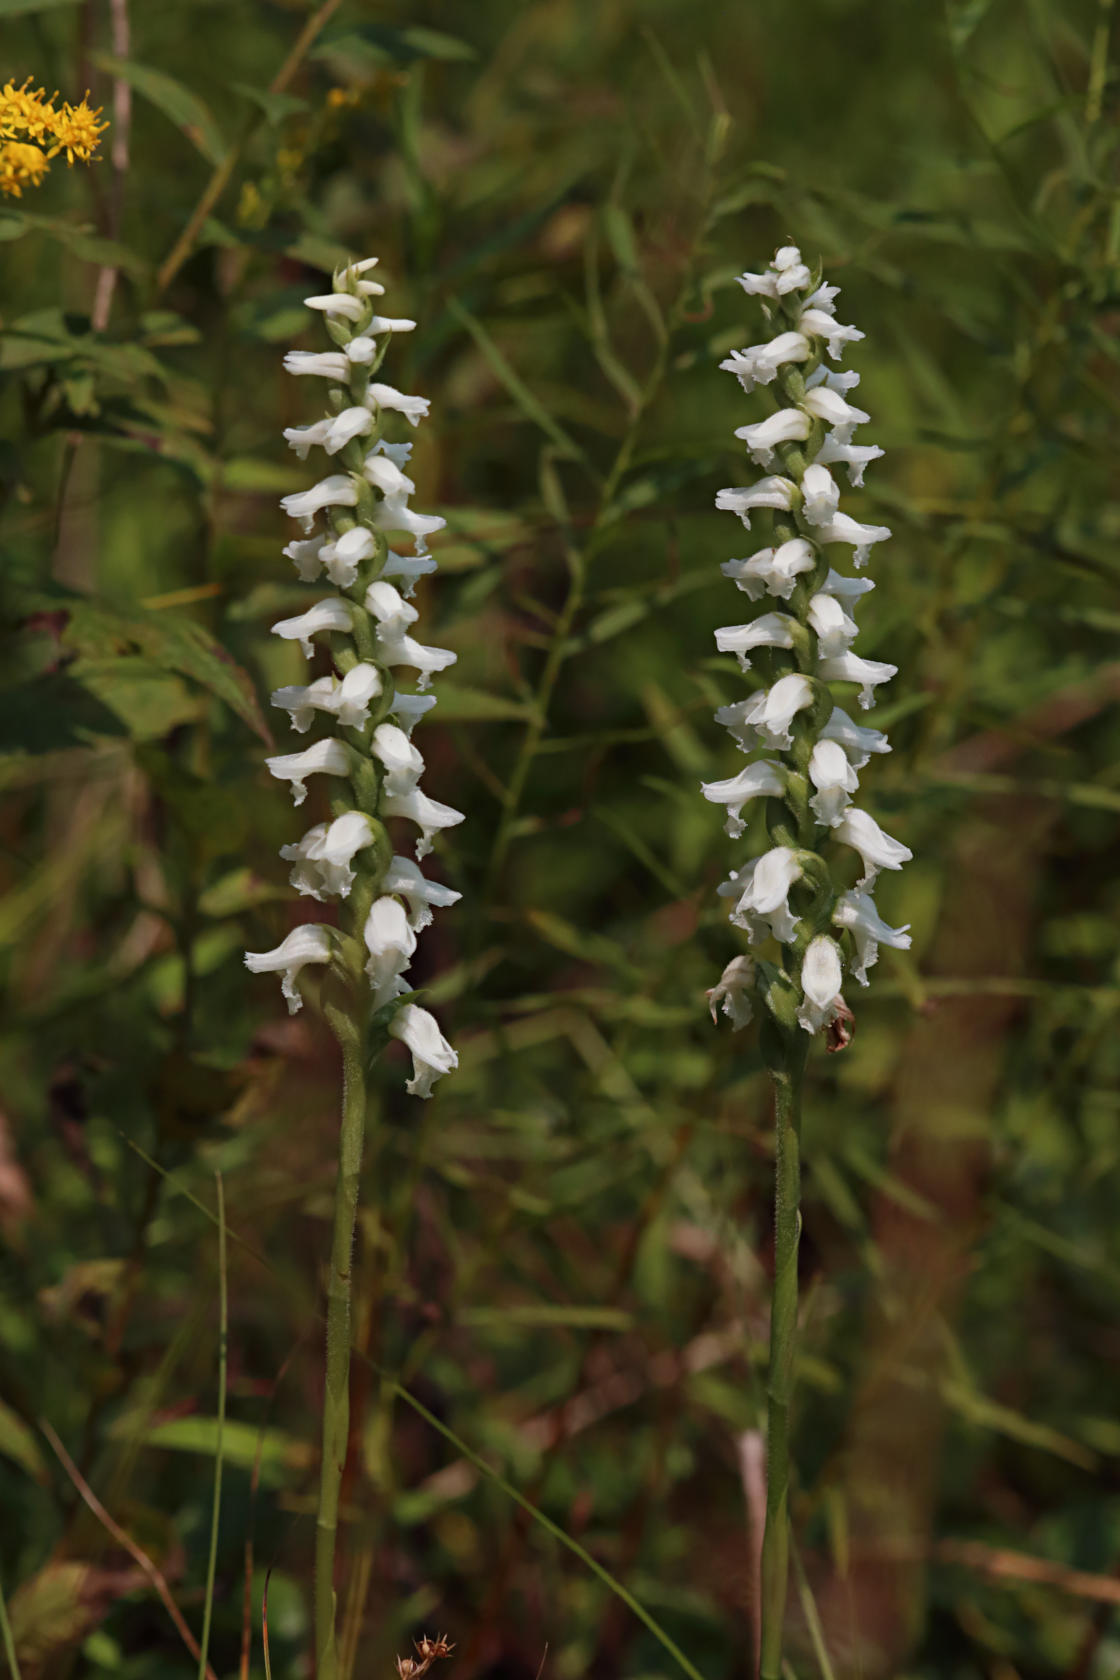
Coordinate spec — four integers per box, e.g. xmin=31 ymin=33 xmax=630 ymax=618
xmin=245 ymin=258 xmax=462 ymax=1098
xmin=702 ymin=246 xmax=912 ymax=1039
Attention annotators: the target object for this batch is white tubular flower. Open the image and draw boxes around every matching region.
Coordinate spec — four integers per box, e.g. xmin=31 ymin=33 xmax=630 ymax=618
xmin=383 ymin=854 xmax=462 ymax=931
xmin=808 ymin=739 xmax=860 ymax=826
xmin=834 ymin=808 xmax=913 ymax=882
xmin=272 ymin=665 xmax=383 ymax=734
xmin=720 ymin=331 xmax=810 ymax=392
xmin=372 ymin=439 xmax=413 ymax=469
xmin=801 ymin=463 xmax=840 ymax=525
xmin=272 ymin=675 xmax=340 ymax=733
xmin=736 ymin=408 xmax=811 ymax=467
xmin=796 ymin=307 xmax=865 ymax=359
xmin=772 ymin=246 xmax=812 ymax=291
xmin=807 ymin=592 xmax=858 ymax=658
xmin=376 ymin=632 xmax=457 ymax=691
xmin=284 ymin=407 xmax=373 ymax=459
xmin=389 ymin=1003 xmax=458 ymax=1099
xmin=716 ymin=672 xmax=814 ymax=752
xmin=363 ymin=895 xmax=417 ymax=1008
xmin=704 ymin=244 xmax=907 ymax=1039
xmin=283 ymin=349 xmax=349 ymax=380
xmin=321 ymin=526 xmax=377 ymax=589
xmin=715 ymin=476 xmax=796 ymax=528
xmin=737 ymin=247 xmax=811 ymax=297
xmin=727 ymin=847 xmax=803 ymax=945
xmin=372 ymin=494 xmax=447 ymax=551
xmin=281 ymin=812 xmax=376 ymax=901
xmin=356 ymin=315 xmax=417 ymax=340
xmin=819 ymin=706 xmax=891 ymax=766
xmin=701 ymin=759 xmax=784 ymax=838
xmin=271 ymin=597 xmax=352 ymax=658
xmin=797 ymin=936 xmax=844 ymax=1033
xmin=365 ymin=579 xmax=419 ymax=640
xmin=391 ymin=692 xmax=438 ymax=735
xmin=815 ymin=433 xmax=884 ymax=486
xmin=801 ymin=387 xmax=869 ymax=431
xmin=251 ymin=254 xmax=460 ymax=1096
xmin=812 ymin=510 xmax=892 ymax=567
xmin=363 ymin=453 xmax=416 ymax=497
xmin=280 ymin=475 xmax=359 ymax=532
xmin=832 ymin=888 xmax=911 ymax=983
xmin=366 ymin=382 xmax=431 ymax=426
xmin=304 ymin=291 xmax=368 ymax=320
xmin=284 ymin=534 xmax=328 ymax=581
xmin=805 ymin=281 xmax=840 ymax=312
xmin=707 ymin=954 xmax=756 ymax=1029
xmin=265 ymin=738 xmax=350 ymax=806
xmin=245 ymin=923 xmax=334 ymax=1014
xmin=333 ymin=665 xmax=384 ymax=728
xmin=806 ymin=362 xmax=860 ymax=394
xmin=714 ymin=612 xmax=796 ymax=671
xmin=382 ymin=550 xmax=438 ymax=596
xmin=371 ymin=721 xmax=423 ymax=796
xmin=818 ymin=650 xmax=898 ymax=709
xmin=722 ymin=539 xmax=816 ymax=601
xmin=382 ymin=786 xmax=465 ymax=860
xmin=820 ymin=569 xmax=875 ymax=604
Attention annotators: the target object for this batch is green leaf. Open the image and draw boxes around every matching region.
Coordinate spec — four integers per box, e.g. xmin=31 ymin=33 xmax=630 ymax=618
xmin=944 ymin=0 xmax=997 ymax=52
xmin=0 ymin=672 xmax=129 ymax=755
xmin=425 ymin=683 xmax=534 ymax=723
xmin=70 ymin=658 xmax=201 ymax=740
xmin=113 ymin=1414 xmax=313 ymax=1485
xmin=8 ymin=1563 xmax=118 ymax=1665
xmin=0 ymin=0 xmax=79 ymax=12
xmin=448 ymin=298 xmax=591 ymax=467
xmin=0 ymin=213 xmax=146 ymax=272
xmin=229 ymin=83 xmax=308 ymax=124
xmin=312 ymin=23 xmax=476 ymax=68
xmin=458 ymin=1304 xmax=633 ymax=1330
xmin=0 ymin=1399 xmax=47 ymax=1483
xmin=21 ymin=588 xmax=272 ymax=744
xmin=90 ymin=52 xmax=227 ymax=166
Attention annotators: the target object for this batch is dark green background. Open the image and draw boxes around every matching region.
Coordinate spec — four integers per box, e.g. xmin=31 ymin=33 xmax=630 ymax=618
xmin=1 ymin=2 xmax=1119 ymax=1677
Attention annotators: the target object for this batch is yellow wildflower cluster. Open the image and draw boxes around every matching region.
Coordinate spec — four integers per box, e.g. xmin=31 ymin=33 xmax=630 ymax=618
xmin=0 ymin=78 xmax=107 ymax=198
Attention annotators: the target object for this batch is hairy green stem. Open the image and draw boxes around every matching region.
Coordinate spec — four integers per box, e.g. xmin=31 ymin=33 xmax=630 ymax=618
xmin=759 ymin=1039 xmax=806 ymax=1680
xmin=315 ymin=1008 xmax=368 ymax=1680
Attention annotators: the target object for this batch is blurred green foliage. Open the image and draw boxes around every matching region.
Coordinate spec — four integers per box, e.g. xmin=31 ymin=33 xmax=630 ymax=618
xmin=1 ymin=1 xmax=1120 ymax=1678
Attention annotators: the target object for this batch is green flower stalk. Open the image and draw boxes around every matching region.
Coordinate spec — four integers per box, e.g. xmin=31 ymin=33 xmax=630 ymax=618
xmin=702 ymin=245 xmax=912 ymax=1678
xmin=245 ymin=257 xmax=462 ymax=1678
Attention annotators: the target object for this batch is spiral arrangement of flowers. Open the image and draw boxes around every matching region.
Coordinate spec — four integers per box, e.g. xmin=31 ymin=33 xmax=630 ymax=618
xmin=703 ymin=244 xmax=912 ymax=1042
xmin=245 ymin=257 xmax=461 ymax=1098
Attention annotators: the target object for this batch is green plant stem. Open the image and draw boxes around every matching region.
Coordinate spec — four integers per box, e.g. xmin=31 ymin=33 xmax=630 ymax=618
xmin=154 ymin=0 xmax=344 ymax=296
xmin=0 ymin=1570 xmax=21 ymax=1680
xmin=198 ymin=1171 xmax=227 ymax=1680
xmin=759 ymin=1042 xmax=807 ymax=1680
xmin=315 ymin=1007 xmax=368 ymax=1680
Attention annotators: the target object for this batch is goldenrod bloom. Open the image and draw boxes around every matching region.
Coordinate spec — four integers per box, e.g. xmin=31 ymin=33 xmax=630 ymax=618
xmin=0 ymin=140 xmax=49 ymax=199
xmin=47 ymin=97 xmax=108 ymax=164
xmin=0 ymin=77 xmax=106 ymax=196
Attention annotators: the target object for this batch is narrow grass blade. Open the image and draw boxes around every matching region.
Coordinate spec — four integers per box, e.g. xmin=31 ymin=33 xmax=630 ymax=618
xmin=197 ymin=1172 xmax=228 ymax=1680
